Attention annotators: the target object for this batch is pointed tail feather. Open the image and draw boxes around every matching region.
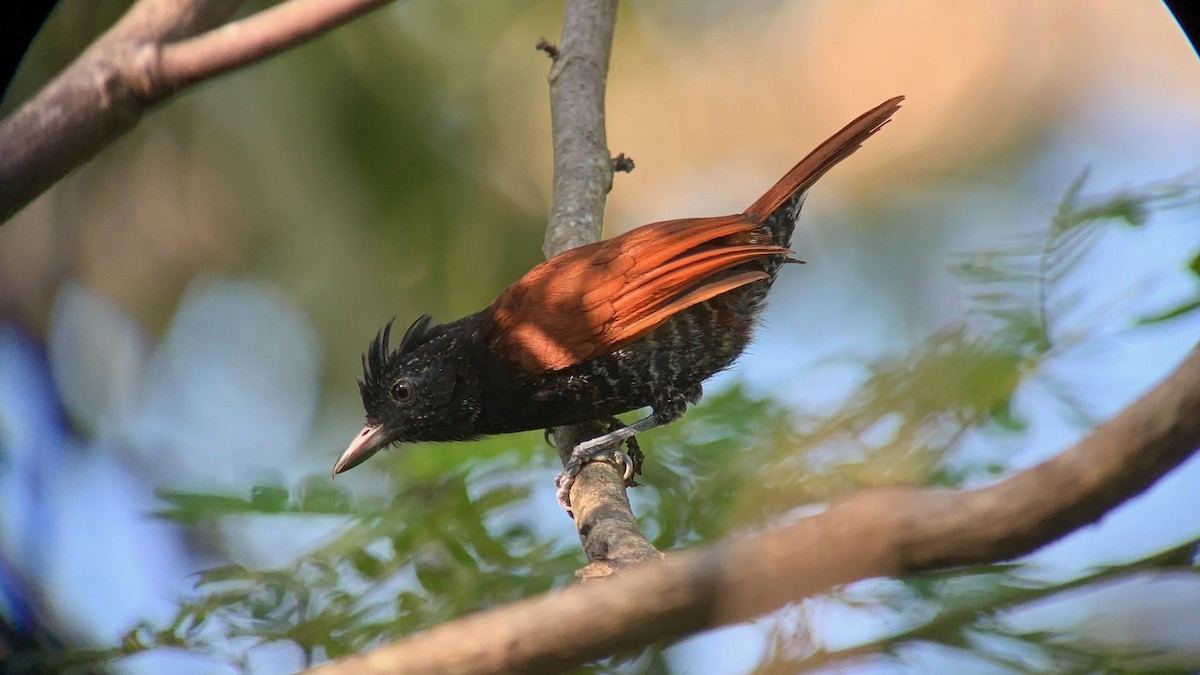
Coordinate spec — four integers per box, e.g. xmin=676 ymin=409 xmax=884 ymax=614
xmin=744 ymin=96 xmax=903 ymax=220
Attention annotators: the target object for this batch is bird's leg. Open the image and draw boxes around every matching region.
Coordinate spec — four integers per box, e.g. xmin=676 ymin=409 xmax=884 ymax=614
xmin=547 ymin=421 xmax=639 ymax=472
xmin=555 ymin=387 xmax=699 ymax=511
xmin=555 ymin=415 xmax=660 ymax=511
xmin=604 ymin=416 xmax=644 ymax=482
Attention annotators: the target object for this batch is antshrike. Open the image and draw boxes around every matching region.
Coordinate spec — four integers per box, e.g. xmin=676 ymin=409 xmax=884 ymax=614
xmin=334 ymin=96 xmax=903 ymax=510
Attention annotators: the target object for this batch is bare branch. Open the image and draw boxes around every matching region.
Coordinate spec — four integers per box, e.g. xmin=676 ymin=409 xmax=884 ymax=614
xmin=541 ymin=0 xmax=618 ymax=258
xmin=535 ymin=0 xmax=658 ymax=571
xmin=0 ymin=0 xmax=393 ymax=225
xmin=307 ymin=344 xmax=1200 ymax=674
xmin=554 ymin=421 xmax=661 ymax=579
xmin=157 ymin=0 xmax=393 ymax=91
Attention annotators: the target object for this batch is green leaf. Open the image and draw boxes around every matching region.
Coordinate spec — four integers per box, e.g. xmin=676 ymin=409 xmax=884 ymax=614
xmin=298 ymin=475 xmax=353 ymax=513
xmin=154 ymin=489 xmax=258 ymax=522
xmin=194 ymin=564 xmax=253 ymax=587
xmin=250 ymin=484 xmax=290 ymax=512
xmin=1050 ymin=168 xmax=1090 ymax=234
xmin=1137 ymin=296 xmax=1200 ymax=325
xmin=349 ymin=550 xmax=386 ymax=578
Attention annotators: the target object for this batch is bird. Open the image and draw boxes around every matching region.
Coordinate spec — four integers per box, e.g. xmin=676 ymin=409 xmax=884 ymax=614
xmin=333 ymin=96 xmax=903 ymax=510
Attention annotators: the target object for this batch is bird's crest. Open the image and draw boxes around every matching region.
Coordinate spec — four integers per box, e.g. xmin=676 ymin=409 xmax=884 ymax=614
xmin=359 ymin=314 xmax=439 ymax=399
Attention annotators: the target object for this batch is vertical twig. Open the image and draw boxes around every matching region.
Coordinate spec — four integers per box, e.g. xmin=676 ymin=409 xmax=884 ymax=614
xmin=540 ymin=0 xmax=660 ymax=571
xmin=542 ymin=0 xmax=616 ymax=257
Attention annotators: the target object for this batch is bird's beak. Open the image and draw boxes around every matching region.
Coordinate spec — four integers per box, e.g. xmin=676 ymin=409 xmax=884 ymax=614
xmin=332 ymin=425 xmax=393 ymax=476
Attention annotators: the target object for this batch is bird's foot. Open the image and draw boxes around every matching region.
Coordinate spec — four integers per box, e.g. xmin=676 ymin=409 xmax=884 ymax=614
xmin=552 ymin=415 xmax=659 ymax=511
xmin=602 ymin=417 xmax=644 ymax=484
xmin=545 ymin=421 xmax=643 ymax=480
xmin=555 ymin=444 xmax=635 ymax=512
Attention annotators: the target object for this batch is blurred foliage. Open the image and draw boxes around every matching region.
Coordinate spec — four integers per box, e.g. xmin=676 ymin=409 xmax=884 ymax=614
xmin=25 ymin=173 xmax=1191 ymax=674
xmin=726 ymin=171 xmax=1200 ymax=516
xmin=757 ymin=536 xmax=1200 ymax=673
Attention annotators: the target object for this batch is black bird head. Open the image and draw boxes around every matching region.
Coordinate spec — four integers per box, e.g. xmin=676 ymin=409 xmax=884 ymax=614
xmin=333 ymin=314 xmax=482 ymax=476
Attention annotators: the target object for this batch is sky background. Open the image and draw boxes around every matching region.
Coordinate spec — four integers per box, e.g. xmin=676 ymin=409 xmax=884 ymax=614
xmin=2 ymin=1 xmax=1200 ymax=673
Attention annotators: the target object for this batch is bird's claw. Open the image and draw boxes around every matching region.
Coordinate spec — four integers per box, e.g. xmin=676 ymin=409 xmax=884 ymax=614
xmin=555 ymin=446 xmax=635 ymax=512
xmin=621 ymin=436 xmax=644 ymax=481
xmin=554 ymin=468 xmax=576 ymax=512
xmin=618 ymin=450 xmax=635 ymax=481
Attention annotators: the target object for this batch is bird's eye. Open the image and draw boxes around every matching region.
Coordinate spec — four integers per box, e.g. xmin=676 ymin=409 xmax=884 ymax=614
xmin=390 ymin=379 xmax=414 ymax=405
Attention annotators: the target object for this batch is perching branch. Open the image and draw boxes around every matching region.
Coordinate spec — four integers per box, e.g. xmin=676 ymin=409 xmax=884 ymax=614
xmin=541 ymin=0 xmax=618 ymax=258
xmin=538 ymin=0 xmax=660 ymax=573
xmin=308 ymin=343 xmax=1200 ymax=674
xmin=0 ymin=0 xmax=393 ymax=225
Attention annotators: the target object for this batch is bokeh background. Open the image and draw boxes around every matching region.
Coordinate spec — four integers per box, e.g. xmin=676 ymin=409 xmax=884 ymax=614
xmin=2 ymin=1 xmax=1200 ymax=673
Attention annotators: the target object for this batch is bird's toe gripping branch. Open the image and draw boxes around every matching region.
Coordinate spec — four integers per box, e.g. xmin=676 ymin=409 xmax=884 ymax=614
xmin=554 ymin=416 xmax=658 ymax=512
xmin=555 ymin=447 xmax=635 ymax=512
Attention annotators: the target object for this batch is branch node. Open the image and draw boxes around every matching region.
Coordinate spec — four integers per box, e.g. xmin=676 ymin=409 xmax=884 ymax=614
xmin=126 ymin=42 xmax=168 ymax=101
xmin=576 ymin=561 xmax=617 ymax=579
xmin=611 ymin=153 xmax=635 ymax=173
xmin=535 ymin=37 xmax=560 ymax=59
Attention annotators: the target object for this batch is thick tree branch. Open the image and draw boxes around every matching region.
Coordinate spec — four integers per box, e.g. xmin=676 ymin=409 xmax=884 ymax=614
xmin=0 ymin=0 xmax=393 ymax=225
xmin=538 ymin=0 xmax=659 ymax=571
xmin=308 ymin=345 xmax=1200 ymax=674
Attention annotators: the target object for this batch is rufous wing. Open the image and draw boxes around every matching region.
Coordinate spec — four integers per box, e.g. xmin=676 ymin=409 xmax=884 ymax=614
xmin=489 ymin=215 xmax=787 ymax=372
xmin=487 ymin=96 xmax=904 ymax=373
